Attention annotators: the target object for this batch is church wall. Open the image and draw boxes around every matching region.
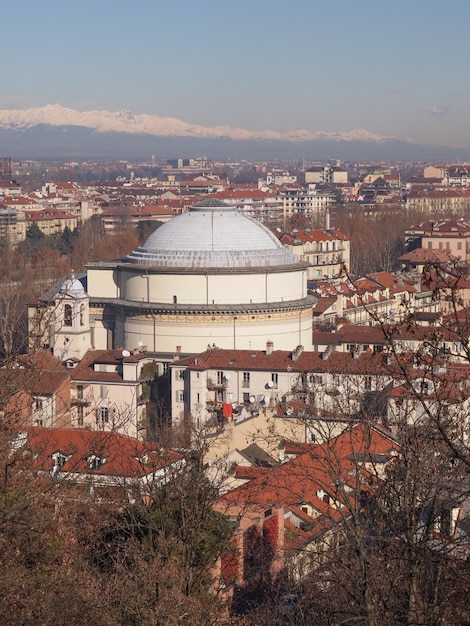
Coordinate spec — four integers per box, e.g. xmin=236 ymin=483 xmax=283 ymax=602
xmin=90 ymin=319 xmax=110 ymax=350
xmin=87 ymin=267 xmax=119 ymax=299
xmin=116 ymin=308 xmax=313 ymax=354
xmin=118 ymin=267 xmax=306 ymax=306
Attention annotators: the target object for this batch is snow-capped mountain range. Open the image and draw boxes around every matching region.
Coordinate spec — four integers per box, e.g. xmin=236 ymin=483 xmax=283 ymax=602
xmin=0 ymin=104 xmax=394 ymax=143
xmin=1 ymin=104 xmax=466 ymax=161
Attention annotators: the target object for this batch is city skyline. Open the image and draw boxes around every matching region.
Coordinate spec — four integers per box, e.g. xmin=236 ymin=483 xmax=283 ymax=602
xmin=3 ymin=0 xmax=470 ymax=148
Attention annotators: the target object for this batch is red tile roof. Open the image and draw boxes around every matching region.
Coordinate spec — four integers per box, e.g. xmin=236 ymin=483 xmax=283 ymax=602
xmin=220 ymin=423 xmax=398 ymax=518
xmin=22 ymin=427 xmax=184 ymax=479
xmin=178 ymin=347 xmax=389 ymax=376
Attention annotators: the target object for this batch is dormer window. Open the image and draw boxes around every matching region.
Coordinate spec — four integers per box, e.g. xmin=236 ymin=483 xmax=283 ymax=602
xmin=51 ymin=452 xmax=70 ymax=468
xmin=87 ymin=454 xmax=105 ymax=470
xmin=51 ymin=451 xmax=71 ymax=478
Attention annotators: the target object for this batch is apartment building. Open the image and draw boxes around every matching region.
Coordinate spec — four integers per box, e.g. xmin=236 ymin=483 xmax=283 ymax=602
xmin=405 ymin=219 xmax=470 ymax=260
xmin=277 ymin=226 xmax=350 ymax=280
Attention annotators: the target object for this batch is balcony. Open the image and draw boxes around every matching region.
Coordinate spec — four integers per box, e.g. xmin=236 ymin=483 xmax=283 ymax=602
xmin=206 ymin=378 xmax=228 ymax=390
xmin=71 ymin=398 xmax=90 ymax=407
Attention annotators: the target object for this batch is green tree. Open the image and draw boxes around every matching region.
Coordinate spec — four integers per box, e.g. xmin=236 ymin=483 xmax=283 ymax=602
xmin=25 ymin=222 xmax=45 ymax=241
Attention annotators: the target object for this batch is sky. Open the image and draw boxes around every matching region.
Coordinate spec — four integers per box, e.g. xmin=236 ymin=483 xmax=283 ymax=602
xmin=2 ymin=0 xmax=470 ymax=147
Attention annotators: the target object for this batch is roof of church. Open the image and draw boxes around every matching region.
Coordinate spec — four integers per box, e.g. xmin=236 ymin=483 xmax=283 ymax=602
xmin=125 ymin=199 xmax=298 ymax=269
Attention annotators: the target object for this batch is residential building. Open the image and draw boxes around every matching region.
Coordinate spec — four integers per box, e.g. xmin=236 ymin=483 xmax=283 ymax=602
xmin=277 ymin=184 xmax=337 ymax=221
xmin=169 ymin=345 xmax=393 ymax=430
xmin=14 ymin=427 xmax=185 ymax=496
xmin=68 ymin=348 xmax=157 ymax=439
xmin=215 ymin=423 xmax=399 ymax=586
xmin=277 ymin=225 xmax=350 ymax=280
xmin=305 ymin=164 xmax=348 ymax=185
xmin=0 ymin=350 xmax=71 ymax=429
xmin=405 ymin=219 xmax=470 ymax=260
xmin=22 ymin=208 xmax=78 ymax=237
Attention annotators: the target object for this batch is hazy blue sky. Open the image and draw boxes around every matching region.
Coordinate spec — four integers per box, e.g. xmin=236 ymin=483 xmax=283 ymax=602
xmin=3 ymin=0 xmax=470 ymax=147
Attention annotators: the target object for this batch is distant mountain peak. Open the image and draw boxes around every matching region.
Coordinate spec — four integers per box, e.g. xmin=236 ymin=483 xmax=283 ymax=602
xmin=0 ymin=104 xmax=399 ymax=143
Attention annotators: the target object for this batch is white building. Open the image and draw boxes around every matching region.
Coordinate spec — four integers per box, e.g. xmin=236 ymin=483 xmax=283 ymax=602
xmin=170 ymin=345 xmax=392 ymax=427
xmin=84 ymin=199 xmax=317 ymax=354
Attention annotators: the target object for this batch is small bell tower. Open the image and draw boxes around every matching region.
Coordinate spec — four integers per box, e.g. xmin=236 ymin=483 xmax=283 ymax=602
xmin=52 ymin=273 xmax=91 ymax=361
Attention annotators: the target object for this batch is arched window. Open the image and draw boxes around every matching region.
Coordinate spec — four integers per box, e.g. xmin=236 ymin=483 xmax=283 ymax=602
xmin=64 ymin=304 xmax=72 ymax=327
xmin=80 ymin=303 xmax=85 ymax=326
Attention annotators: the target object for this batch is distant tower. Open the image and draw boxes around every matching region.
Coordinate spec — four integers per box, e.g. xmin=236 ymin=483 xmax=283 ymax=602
xmin=51 ymin=274 xmax=91 ymax=361
xmin=0 ymin=158 xmax=12 ymax=180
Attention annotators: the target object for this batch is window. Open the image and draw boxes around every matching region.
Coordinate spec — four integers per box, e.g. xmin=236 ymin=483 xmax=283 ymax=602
xmin=52 ymin=452 xmax=68 ymax=468
xmin=77 ymin=385 xmax=83 ymax=400
xmin=34 ymin=397 xmax=43 ymax=410
xmin=242 ymin=372 xmax=250 ymax=388
xmin=427 ymin=241 xmax=432 ymax=249
xmin=216 ymin=371 xmax=225 ymax=385
xmin=175 ymin=390 xmax=184 ymax=402
xmin=365 ymin=376 xmax=372 ymax=391
xmin=96 ymin=406 xmax=109 ymax=425
xmin=88 ymin=455 xmax=105 ymax=470
xmin=446 ymin=242 xmax=450 ymax=251
xmin=64 ymin=304 xmax=72 ymax=327
xmin=77 ymin=405 xmax=84 ymax=426
xmin=271 ymin=373 xmax=278 ymax=387
xmin=243 ymin=393 xmax=250 ymax=403
xmin=175 ymin=369 xmax=184 ymax=381
xmin=458 ymin=241 xmax=463 ymax=250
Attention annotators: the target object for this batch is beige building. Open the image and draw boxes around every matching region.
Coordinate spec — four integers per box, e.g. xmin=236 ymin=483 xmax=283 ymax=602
xmin=68 ymin=348 xmax=156 ymax=439
xmin=277 ymin=225 xmax=350 ymax=280
xmin=22 ymin=208 xmax=78 ymax=236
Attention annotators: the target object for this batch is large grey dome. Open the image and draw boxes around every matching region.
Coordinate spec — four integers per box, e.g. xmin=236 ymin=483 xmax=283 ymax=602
xmin=126 ymin=199 xmax=299 ymax=268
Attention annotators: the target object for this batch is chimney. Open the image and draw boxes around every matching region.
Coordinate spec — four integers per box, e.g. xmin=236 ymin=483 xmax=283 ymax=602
xmin=292 ymin=345 xmax=304 ymax=362
xmin=266 ymin=340 xmax=274 ymax=356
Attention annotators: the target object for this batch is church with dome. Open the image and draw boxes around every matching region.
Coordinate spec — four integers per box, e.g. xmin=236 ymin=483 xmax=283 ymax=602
xmin=31 ymin=200 xmax=317 ymax=359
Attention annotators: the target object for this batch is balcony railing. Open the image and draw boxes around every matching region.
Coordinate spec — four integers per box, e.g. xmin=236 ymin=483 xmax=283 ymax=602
xmin=206 ymin=378 xmax=228 ymax=390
